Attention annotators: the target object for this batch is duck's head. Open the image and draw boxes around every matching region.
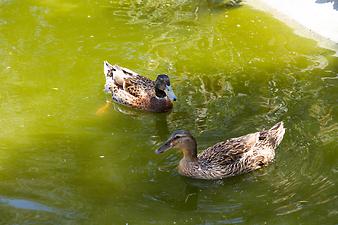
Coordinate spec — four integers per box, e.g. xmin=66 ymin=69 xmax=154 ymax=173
xmin=155 ymin=130 xmax=197 ymax=158
xmin=155 ymin=75 xmax=177 ymax=101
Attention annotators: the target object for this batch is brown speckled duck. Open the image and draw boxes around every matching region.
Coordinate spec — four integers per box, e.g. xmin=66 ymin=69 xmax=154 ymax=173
xmin=156 ymin=122 xmax=285 ymax=180
xmin=103 ymin=61 xmax=176 ymax=112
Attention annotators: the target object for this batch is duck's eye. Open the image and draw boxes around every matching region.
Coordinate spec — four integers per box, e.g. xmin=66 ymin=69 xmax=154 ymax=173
xmin=173 ymin=135 xmax=181 ymax=140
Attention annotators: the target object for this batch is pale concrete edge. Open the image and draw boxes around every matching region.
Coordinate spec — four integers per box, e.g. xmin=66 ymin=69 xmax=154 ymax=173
xmin=244 ymin=0 xmax=338 ymax=56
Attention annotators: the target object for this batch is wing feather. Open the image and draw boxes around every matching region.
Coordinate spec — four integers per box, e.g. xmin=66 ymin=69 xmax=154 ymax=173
xmin=124 ymin=75 xmax=154 ymax=98
xmin=198 ymin=132 xmax=259 ymax=166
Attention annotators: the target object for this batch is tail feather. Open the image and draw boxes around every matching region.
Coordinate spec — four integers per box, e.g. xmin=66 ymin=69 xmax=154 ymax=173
xmin=259 ymin=121 xmax=285 ymax=149
xmin=268 ymin=121 xmax=285 ymax=148
xmin=104 ymin=61 xmax=113 ymax=77
xmin=103 ymin=61 xmax=128 ymax=90
xmin=270 ymin=121 xmax=284 ymax=131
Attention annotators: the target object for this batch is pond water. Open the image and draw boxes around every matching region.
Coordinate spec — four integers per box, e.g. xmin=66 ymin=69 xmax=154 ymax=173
xmin=0 ymin=0 xmax=337 ymax=224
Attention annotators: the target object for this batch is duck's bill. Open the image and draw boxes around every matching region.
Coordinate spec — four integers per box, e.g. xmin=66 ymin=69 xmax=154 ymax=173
xmin=155 ymin=140 xmax=172 ymax=154
xmin=164 ymin=85 xmax=177 ymax=101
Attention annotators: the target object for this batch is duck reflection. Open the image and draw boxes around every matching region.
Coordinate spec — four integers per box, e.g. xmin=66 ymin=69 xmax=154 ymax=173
xmin=154 ymin=113 xmax=170 ymax=140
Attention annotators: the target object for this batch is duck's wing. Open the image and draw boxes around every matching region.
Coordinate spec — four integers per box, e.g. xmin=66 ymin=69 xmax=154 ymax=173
xmin=104 ymin=61 xmax=139 ymax=84
xmin=123 ymin=74 xmax=155 ymax=98
xmin=104 ymin=61 xmax=155 ymax=98
xmin=112 ymin=65 xmax=138 ymax=85
xmin=198 ymin=132 xmax=259 ymax=165
xmin=119 ymin=66 xmax=140 ymax=76
xmin=198 ymin=122 xmax=285 ymax=166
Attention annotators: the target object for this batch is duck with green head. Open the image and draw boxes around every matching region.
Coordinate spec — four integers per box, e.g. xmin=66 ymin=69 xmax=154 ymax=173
xmin=156 ymin=122 xmax=286 ymax=180
xmin=103 ymin=61 xmax=177 ymax=112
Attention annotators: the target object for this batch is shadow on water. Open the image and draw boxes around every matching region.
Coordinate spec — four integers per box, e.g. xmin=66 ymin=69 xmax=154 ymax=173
xmin=0 ymin=133 xmax=102 ymax=224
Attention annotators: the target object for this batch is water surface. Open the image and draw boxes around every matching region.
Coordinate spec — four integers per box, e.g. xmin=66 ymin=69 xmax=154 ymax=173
xmin=0 ymin=0 xmax=337 ymax=224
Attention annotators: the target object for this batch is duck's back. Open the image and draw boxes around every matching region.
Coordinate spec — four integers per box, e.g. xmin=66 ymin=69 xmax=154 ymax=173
xmin=111 ymin=69 xmax=173 ymax=112
xmin=191 ymin=122 xmax=285 ymax=179
xmin=111 ymin=75 xmax=154 ymax=107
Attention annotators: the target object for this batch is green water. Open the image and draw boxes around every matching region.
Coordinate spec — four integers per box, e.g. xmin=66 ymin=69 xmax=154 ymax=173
xmin=0 ymin=0 xmax=337 ymax=224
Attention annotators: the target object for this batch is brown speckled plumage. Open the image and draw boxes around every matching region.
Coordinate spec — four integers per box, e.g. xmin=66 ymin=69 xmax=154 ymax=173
xmin=156 ymin=122 xmax=286 ymax=180
xmin=103 ymin=61 xmax=175 ymax=112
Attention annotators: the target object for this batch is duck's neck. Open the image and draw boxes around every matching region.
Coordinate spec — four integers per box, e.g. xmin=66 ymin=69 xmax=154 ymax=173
xmin=181 ymin=138 xmax=198 ymax=162
xmin=178 ymin=138 xmax=199 ymax=176
xmin=155 ymin=88 xmax=166 ymax=98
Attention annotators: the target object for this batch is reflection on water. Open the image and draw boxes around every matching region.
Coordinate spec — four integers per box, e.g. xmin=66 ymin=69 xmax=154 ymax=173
xmin=0 ymin=0 xmax=337 ymax=224
xmin=0 ymin=196 xmax=54 ymax=212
